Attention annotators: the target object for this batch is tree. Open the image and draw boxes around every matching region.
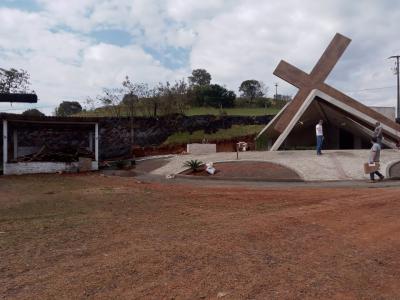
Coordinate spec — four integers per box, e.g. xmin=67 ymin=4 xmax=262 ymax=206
xmin=239 ymin=80 xmax=266 ymax=103
xmin=156 ymin=79 xmax=189 ymax=115
xmin=121 ymin=77 xmax=160 ymax=117
xmin=187 ymin=85 xmax=207 ymax=107
xmin=121 ymin=93 xmax=139 ymax=111
xmin=122 ymin=77 xmax=148 ymax=117
xmin=170 ymin=79 xmax=189 ymax=114
xmin=0 ymin=68 xmax=34 ymax=93
xmin=83 ymin=97 xmax=98 ymax=113
xmin=55 ymin=101 xmax=83 ymax=116
xmin=22 ymin=108 xmax=45 ymax=117
xmin=188 ymin=69 xmax=211 ymax=86
xmin=97 ymin=88 xmax=124 ymax=118
xmin=122 ymin=76 xmax=144 ymax=146
xmin=202 ymin=84 xmax=236 ymax=108
xmin=122 ymin=76 xmax=189 ymax=117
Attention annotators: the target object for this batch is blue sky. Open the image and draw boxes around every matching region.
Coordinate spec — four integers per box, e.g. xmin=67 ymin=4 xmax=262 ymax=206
xmin=2 ymin=0 xmax=41 ymax=12
xmin=1 ymin=0 xmax=400 ymax=114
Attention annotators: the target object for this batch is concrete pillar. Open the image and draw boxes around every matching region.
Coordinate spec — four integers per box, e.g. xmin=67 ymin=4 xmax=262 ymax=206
xmin=3 ymin=120 xmax=7 ymax=174
xmin=13 ymin=130 xmax=18 ymax=160
xmin=95 ymin=123 xmax=99 ymax=162
xmin=89 ymin=131 xmax=93 ymax=152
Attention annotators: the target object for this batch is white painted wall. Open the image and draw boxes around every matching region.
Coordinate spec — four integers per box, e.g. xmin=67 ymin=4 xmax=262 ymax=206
xmin=4 ymin=161 xmax=98 ymax=175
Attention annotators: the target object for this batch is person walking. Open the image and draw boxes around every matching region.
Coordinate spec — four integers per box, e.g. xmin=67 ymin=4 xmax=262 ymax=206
xmin=373 ymin=121 xmax=383 ymax=146
xmin=315 ymin=120 xmax=324 ymax=155
xmin=368 ymin=136 xmax=384 ymax=182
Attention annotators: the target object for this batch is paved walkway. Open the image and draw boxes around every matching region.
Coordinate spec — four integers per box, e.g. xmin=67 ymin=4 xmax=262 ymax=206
xmin=149 ymin=150 xmax=400 ymax=181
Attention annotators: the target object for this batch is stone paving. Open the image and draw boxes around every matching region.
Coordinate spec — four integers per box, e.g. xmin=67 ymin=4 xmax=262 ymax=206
xmin=149 ymin=150 xmax=400 ymax=181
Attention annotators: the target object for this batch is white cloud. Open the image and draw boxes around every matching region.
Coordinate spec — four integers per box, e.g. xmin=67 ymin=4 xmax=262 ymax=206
xmin=188 ymin=0 xmax=400 ymax=107
xmin=189 ymin=2 xmax=334 ymax=94
xmin=1 ymin=0 xmax=400 ymax=114
xmin=0 ymin=5 xmax=186 ymax=114
xmin=166 ymin=0 xmax=237 ymax=22
xmin=1 ymin=41 xmax=184 ymax=112
xmin=166 ymin=28 xmax=197 ymax=48
xmin=36 ymin=0 xmax=96 ymax=32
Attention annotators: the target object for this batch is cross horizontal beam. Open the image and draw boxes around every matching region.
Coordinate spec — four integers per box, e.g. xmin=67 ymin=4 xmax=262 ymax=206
xmin=273 ymin=60 xmax=310 ymax=89
xmin=274 ymin=60 xmax=400 ymax=133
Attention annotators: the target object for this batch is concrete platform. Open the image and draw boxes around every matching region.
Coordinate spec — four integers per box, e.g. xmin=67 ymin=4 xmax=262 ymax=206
xmin=149 ymin=150 xmax=400 ymax=181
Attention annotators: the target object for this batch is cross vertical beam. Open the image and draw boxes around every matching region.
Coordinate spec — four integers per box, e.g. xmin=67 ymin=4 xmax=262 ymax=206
xmin=309 ymin=33 xmax=351 ymax=83
xmin=273 ymin=33 xmax=352 ymax=133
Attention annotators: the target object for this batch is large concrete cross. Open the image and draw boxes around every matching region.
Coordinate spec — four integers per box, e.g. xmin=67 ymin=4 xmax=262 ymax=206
xmin=273 ymin=33 xmax=398 ymax=133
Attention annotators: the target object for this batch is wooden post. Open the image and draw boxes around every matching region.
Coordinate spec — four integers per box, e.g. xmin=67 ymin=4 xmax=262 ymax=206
xmin=3 ymin=120 xmax=7 ymax=174
xmin=13 ymin=130 xmax=18 ymax=160
xmin=95 ymin=123 xmax=99 ymax=162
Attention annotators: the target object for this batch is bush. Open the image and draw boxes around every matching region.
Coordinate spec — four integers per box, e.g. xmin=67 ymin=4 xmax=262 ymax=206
xmin=55 ymin=101 xmax=82 ymax=116
xmin=190 ymin=84 xmax=236 ymax=108
xmin=183 ymin=159 xmax=204 ymax=172
xmin=22 ymin=108 xmax=45 ymax=117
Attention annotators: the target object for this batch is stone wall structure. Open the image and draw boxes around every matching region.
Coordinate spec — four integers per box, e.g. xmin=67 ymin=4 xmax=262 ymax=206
xmin=1 ymin=114 xmax=273 ymax=161
xmin=99 ymin=115 xmax=272 ymax=158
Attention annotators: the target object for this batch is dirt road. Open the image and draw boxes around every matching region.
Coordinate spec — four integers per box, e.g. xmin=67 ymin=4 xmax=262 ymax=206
xmin=1 ymin=174 xmax=400 ymax=299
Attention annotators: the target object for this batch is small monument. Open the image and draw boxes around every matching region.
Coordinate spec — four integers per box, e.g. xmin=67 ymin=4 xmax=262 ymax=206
xmin=187 ymin=143 xmax=217 ymax=155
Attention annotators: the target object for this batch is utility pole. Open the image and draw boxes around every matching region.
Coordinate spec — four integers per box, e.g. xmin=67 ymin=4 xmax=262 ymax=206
xmin=274 ymin=83 xmax=278 ymax=101
xmin=388 ymin=55 xmax=400 ymax=122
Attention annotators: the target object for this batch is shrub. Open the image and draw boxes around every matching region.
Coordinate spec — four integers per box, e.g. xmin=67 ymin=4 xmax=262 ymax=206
xmin=115 ymin=160 xmax=125 ymax=169
xmin=183 ymin=159 xmax=204 ymax=172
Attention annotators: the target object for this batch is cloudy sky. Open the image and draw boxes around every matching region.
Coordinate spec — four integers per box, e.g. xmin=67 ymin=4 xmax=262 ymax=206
xmin=1 ymin=0 xmax=399 ymax=114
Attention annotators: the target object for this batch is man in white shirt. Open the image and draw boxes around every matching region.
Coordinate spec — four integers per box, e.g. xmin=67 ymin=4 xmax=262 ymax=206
xmin=315 ymin=120 xmax=324 ymax=155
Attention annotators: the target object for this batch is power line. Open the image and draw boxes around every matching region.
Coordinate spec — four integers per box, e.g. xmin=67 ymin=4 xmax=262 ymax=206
xmin=344 ymin=85 xmax=396 ymax=93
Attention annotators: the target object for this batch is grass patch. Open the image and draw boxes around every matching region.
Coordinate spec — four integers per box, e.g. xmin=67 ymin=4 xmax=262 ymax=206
xmin=184 ymin=107 xmax=279 ymax=116
xmin=163 ymin=125 xmax=265 ymax=145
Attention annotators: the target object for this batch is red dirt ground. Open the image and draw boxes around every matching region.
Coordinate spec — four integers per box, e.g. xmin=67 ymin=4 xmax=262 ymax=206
xmin=181 ymin=161 xmax=301 ymax=181
xmin=1 ymin=174 xmax=400 ymax=299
